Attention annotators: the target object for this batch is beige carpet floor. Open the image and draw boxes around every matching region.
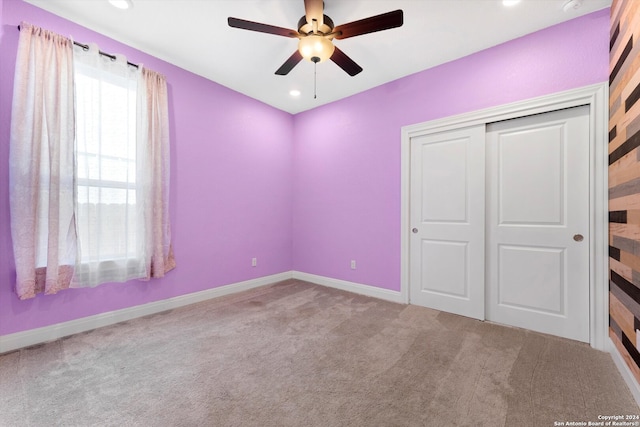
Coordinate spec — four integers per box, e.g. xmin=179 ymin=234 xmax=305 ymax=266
xmin=0 ymin=279 xmax=638 ymax=426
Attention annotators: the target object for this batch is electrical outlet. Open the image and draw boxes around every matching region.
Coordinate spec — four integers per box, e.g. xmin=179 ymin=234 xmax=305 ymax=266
xmin=350 ymin=260 xmax=356 ymax=270
xmin=252 ymin=258 xmax=257 ymax=267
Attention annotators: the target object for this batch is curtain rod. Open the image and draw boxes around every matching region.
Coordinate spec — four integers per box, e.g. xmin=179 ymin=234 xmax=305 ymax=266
xmin=17 ymin=25 xmax=139 ymax=69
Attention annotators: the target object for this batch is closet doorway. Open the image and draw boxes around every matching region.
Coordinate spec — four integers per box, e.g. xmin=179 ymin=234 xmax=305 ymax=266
xmin=401 ymin=85 xmax=607 ymax=347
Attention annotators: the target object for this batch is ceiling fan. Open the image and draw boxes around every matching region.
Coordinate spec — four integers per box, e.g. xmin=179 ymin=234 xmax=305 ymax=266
xmin=228 ymin=0 xmax=403 ymax=76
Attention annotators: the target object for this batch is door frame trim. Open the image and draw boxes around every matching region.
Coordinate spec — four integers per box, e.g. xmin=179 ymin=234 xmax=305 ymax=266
xmin=400 ymin=82 xmax=608 ymax=350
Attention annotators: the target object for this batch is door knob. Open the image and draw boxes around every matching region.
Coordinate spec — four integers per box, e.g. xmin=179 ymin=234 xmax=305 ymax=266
xmin=573 ymin=234 xmax=584 ymax=242
xmin=412 ymin=228 xmax=418 ymax=234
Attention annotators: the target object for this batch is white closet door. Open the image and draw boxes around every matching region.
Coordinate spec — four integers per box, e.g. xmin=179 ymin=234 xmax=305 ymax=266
xmin=409 ymin=125 xmax=486 ymax=320
xmin=486 ymin=106 xmax=590 ymax=342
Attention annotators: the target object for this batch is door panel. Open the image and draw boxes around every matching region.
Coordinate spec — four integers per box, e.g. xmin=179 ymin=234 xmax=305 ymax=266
xmin=497 ymin=126 xmax=564 ymax=225
xmin=419 ymin=138 xmax=469 ymax=223
xmin=497 ymin=244 xmax=564 ymax=314
xmin=421 ymin=240 xmax=468 ymax=297
xmin=409 ymin=125 xmax=485 ymax=320
xmin=486 ymin=106 xmax=590 ymax=342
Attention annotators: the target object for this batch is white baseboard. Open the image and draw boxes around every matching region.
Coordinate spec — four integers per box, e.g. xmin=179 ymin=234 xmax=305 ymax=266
xmin=292 ymin=271 xmax=404 ymax=304
xmin=0 ymin=271 xmax=403 ymax=354
xmin=608 ymin=337 xmax=640 ymax=407
xmin=0 ymin=271 xmax=293 ymax=354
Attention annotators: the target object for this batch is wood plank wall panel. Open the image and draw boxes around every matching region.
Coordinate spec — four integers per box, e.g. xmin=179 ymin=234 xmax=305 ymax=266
xmin=610 ymin=0 xmax=640 ymax=385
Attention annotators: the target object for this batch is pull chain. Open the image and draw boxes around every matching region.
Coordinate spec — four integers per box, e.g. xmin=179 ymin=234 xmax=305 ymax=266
xmin=314 ymin=61 xmax=317 ymax=99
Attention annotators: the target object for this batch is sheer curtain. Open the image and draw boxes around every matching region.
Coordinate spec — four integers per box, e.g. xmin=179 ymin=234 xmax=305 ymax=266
xmin=71 ymin=43 xmax=148 ymax=286
xmin=9 ymin=22 xmax=77 ymax=299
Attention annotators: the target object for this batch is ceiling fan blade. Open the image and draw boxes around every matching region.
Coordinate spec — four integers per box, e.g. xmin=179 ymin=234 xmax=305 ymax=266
xmin=228 ymin=17 xmax=298 ymax=38
xmin=330 ymin=46 xmax=363 ymax=76
xmin=275 ymin=50 xmax=303 ymax=75
xmin=333 ymin=9 xmax=403 ymax=40
xmin=304 ymin=0 xmax=324 ymax=28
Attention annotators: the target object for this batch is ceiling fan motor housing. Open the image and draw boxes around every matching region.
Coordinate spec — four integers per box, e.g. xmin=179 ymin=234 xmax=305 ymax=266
xmin=297 ymin=15 xmax=334 ymax=35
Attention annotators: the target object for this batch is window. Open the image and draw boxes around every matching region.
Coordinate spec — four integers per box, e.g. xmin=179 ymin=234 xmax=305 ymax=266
xmin=72 ymin=46 xmax=148 ymax=285
xmin=10 ymin=24 xmax=174 ymax=299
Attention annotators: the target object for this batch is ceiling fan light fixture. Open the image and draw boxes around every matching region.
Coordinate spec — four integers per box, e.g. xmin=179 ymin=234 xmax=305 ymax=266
xmin=298 ymin=35 xmax=335 ymax=63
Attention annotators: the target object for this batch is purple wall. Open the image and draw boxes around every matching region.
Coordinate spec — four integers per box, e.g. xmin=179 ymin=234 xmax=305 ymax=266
xmin=292 ymin=9 xmax=610 ymax=291
xmin=0 ymin=0 xmax=294 ymax=336
xmin=0 ymin=1 xmax=609 ymax=338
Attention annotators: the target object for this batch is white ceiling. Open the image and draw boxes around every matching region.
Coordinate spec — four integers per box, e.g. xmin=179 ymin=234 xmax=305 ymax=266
xmin=23 ymin=0 xmax=611 ymax=114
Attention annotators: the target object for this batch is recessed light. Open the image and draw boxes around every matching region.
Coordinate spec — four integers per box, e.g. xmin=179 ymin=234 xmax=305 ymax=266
xmin=108 ymin=0 xmax=133 ymax=10
xmin=289 ymin=90 xmax=301 ymax=97
xmin=502 ymin=0 xmax=521 ymax=6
